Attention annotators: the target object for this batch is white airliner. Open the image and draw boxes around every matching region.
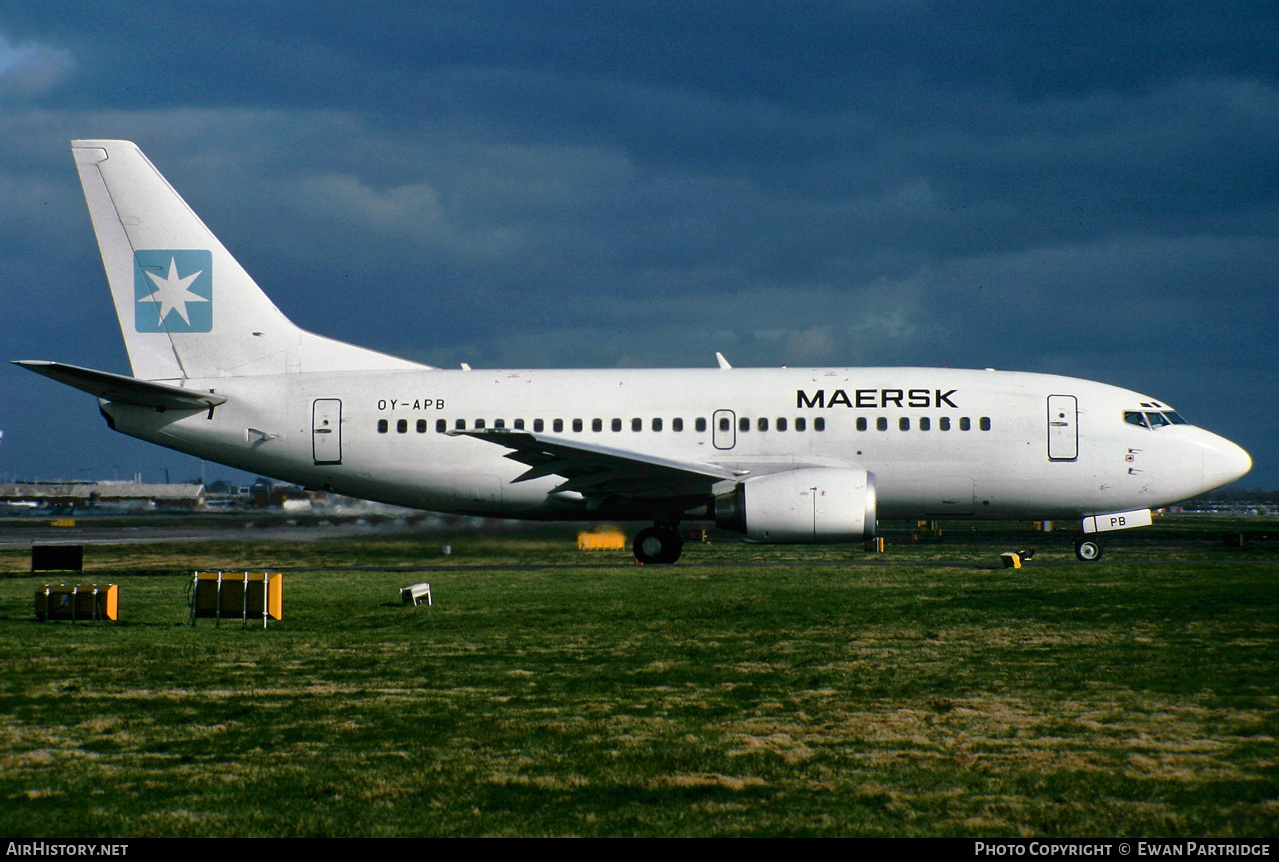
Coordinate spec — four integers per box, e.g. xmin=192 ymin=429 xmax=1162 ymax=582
xmin=15 ymin=140 xmax=1252 ymax=563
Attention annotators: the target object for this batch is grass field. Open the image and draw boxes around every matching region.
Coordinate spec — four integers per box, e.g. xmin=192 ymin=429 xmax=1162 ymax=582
xmin=0 ymin=516 xmax=1275 ymax=837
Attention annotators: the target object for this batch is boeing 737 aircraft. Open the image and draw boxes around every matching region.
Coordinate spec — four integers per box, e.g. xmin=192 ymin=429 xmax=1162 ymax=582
xmin=16 ymin=141 xmax=1252 ymax=563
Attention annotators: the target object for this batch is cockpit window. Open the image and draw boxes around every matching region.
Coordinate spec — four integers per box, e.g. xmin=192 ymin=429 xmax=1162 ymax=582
xmin=1126 ymin=409 xmax=1190 ymax=430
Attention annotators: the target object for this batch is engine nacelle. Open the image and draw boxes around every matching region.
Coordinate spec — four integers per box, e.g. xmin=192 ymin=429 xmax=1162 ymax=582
xmin=713 ymin=467 xmax=877 ymax=543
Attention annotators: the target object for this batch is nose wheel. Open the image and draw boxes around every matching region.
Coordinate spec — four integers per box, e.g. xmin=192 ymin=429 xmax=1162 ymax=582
xmin=634 ymin=526 xmax=684 ymax=564
xmin=1074 ymin=538 xmax=1103 ymax=562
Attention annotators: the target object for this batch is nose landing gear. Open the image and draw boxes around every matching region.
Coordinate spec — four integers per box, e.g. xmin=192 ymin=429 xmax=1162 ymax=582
xmin=1074 ymin=538 xmax=1103 ymax=562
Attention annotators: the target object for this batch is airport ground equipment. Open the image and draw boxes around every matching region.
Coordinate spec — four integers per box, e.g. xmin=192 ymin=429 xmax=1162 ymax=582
xmin=1000 ymin=549 xmax=1037 ymax=569
xmin=31 ymin=544 xmax=84 ymax=573
xmin=190 ymin=571 xmax=282 ymax=629
xmin=400 ymin=582 xmax=433 ymax=606
xmin=577 ymin=530 xmax=626 ymax=550
xmin=36 ymin=583 xmax=117 ymax=622
xmin=1222 ymin=531 xmax=1278 ymax=547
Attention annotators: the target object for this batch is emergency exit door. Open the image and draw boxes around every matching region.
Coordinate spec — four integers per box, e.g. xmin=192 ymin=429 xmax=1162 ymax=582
xmin=1047 ymin=395 xmax=1078 ymax=461
xmin=312 ymin=399 xmax=342 ymax=465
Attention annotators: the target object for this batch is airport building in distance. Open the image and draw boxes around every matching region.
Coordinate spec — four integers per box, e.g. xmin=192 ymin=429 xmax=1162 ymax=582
xmin=0 ymin=479 xmax=205 ymax=511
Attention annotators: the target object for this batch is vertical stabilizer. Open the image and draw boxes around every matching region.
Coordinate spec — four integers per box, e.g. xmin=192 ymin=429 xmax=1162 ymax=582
xmin=71 ymin=140 xmax=426 ymax=381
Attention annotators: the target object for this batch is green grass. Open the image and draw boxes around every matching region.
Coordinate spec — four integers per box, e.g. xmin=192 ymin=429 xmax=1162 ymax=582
xmin=0 ymin=517 xmax=1275 ymax=837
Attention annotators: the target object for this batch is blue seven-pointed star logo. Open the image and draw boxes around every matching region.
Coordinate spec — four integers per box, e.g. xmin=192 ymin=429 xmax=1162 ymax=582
xmin=134 ymin=250 xmax=213 ymax=332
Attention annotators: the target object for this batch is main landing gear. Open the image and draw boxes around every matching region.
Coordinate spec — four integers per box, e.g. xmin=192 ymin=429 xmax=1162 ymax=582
xmin=1074 ymin=538 xmax=1103 ymax=562
xmin=633 ymin=525 xmax=684 ymax=565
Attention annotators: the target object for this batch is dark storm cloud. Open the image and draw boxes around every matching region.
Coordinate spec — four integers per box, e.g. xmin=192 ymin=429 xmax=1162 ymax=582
xmin=0 ymin=2 xmax=1275 ymax=484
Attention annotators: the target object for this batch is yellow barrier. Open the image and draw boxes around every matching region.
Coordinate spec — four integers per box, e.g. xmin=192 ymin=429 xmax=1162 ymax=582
xmin=36 ymin=584 xmax=117 ymax=622
xmin=191 ymin=571 xmax=282 ymax=628
xmin=577 ymin=531 xmax=626 ymax=550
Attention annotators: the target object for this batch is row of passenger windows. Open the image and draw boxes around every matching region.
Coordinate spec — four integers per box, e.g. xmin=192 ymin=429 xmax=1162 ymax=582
xmin=860 ymin=416 xmax=991 ymax=431
xmin=375 ymin=416 xmax=821 ymax=434
xmin=375 ymin=415 xmax=992 ymax=434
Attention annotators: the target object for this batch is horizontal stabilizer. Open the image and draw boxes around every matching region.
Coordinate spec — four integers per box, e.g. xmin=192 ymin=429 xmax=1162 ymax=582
xmin=13 ymin=361 xmax=227 ymax=410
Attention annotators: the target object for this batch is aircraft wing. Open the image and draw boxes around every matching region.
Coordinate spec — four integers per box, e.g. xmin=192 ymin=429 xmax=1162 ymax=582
xmin=451 ymin=429 xmax=741 ymax=499
xmin=13 ymin=361 xmax=227 ymax=410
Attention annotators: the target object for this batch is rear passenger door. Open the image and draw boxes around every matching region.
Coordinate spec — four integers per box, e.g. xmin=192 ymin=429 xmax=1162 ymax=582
xmin=313 ymin=399 xmax=343 ymax=465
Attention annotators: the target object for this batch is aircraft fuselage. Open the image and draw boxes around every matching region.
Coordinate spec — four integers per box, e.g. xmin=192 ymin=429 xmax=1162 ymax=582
xmin=103 ymin=365 xmax=1245 ymax=523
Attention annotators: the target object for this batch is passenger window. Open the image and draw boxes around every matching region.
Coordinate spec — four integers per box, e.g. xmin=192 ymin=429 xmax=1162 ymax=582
xmin=980 ymin=417 xmax=991 ymax=431
xmin=796 ymin=417 xmax=806 ymax=431
xmin=553 ymin=419 xmax=564 ymax=432
xmin=611 ymin=418 xmax=622 ymax=432
xmin=474 ymin=419 xmax=485 ymax=429
xmin=572 ymin=419 xmax=583 ymax=432
xmin=632 ymin=418 xmax=642 ymax=432
xmin=436 ymin=419 xmax=446 ymax=433
xmin=758 ymin=418 xmax=769 ymax=431
xmin=899 ymin=417 xmax=910 ymax=431
xmin=416 ymin=419 xmax=427 ymax=433
xmin=719 ymin=417 xmax=730 ymax=432
xmin=455 ymin=419 xmax=466 ymax=430
xmin=494 ymin=418 xmax=505 ymax=429
xmin=856 ymin=417 xmax=867 ymax=432
xmin=739 ymin=417 xmax=749 ymax=432
xmin=652 ymin=418 xmax=663 ymax=432
xmin=514 ymin=419 xmax=524 ymax=430
xmin=593 ymin=419 xmax=603 ymax=432
xmin=920 ymin=417 xmax=930 ymax=431
xmin=960 ymin=417 xmax=971 ymax=431
xmin=397 ymin=419 xmax=408 ymax=433
xmin=534 ymin=419 xmax=544 ymax=432
xmin=814 ymin=418 xmax=825 ymax=431
xmin=940 ymin=417 xmax=951 ymax=431
xmin=777 ymin=417 xmax=787 ymax=432
xmin=876 ymin=417 xmax=888 ymax=431
xmin=377 ymin=419 xmax=388 ymax=434
xmin=673 ymin=418 xmax=684 ymax=432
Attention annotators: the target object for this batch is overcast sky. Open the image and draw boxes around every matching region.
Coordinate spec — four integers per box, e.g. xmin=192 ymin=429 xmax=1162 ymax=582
xmin=1 ymin=2 xmax=1275 ymax=488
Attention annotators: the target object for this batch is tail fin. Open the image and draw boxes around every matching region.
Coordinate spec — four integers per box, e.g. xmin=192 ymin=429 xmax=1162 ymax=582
xmin=72 ymin=140 xmax=427 ymax=381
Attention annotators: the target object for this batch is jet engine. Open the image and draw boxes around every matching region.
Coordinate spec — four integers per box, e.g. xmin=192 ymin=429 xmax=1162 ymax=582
xmin=713 ymin=467 xmax=877 ymax=543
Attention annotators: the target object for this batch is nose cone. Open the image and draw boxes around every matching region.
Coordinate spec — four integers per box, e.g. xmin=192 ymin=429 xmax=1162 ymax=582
xmin=1202 ymin=435 xmax=1252 ymax=493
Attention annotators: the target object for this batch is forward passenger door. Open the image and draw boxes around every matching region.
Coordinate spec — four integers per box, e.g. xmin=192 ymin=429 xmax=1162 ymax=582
xmin=1047 ymin=395 xmax=1078 ymax=461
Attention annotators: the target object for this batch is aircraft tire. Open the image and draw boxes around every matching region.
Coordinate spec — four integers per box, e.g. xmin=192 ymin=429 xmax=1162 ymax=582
xmin=1074 ymin=538 xmax=1103 ymax=562
xmin=634 ymin=527 xmax=683 ymax=564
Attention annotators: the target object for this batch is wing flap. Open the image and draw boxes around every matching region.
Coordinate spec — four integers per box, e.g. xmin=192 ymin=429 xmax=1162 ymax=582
xmin=452 ymin=429 xmax=738 ymax=500
xmin=13 ymin=361 xmax=227 ymax=410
